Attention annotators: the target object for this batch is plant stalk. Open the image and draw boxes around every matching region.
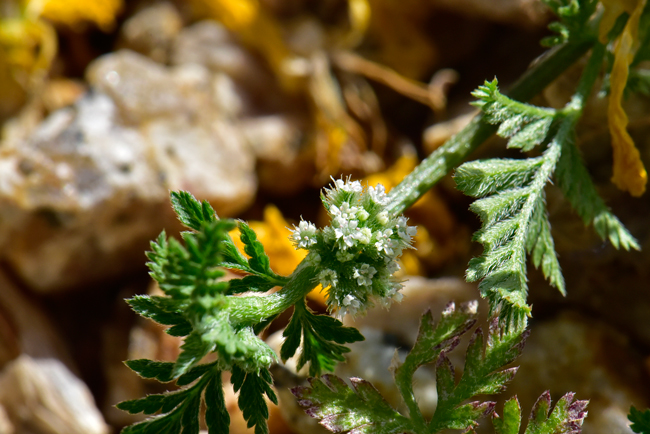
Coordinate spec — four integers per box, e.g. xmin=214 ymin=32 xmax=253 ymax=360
xmin=386 ymin=37 xmax=596 ymax=217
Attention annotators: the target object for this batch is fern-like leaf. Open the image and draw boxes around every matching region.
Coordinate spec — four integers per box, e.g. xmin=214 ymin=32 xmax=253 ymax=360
xmin=117 ymin=364 xmax=227 ymax=434
xmin=231 ymin=365 xmax=278 ymax=434
xmin=294 ymin=302 xmax=528 ymax=434
xmin=472 ymin=79 xmax=555 ymax=152
xmin=281 ymin=300 xmax=364 ymax=377
xmin=455 ymin=137 xmax=564 ymax=325
xmin=293 ymin=374 xmax=413 ymax=434
xmin=427 ymin=317 xmax=528 ymax=432
xmin=555 ymin=132 xmax=639 ymax=250
xmin=540 ymin=0 xmax=598 ymax=46
xmin=493 ymin=392 xmax=588 ymax=434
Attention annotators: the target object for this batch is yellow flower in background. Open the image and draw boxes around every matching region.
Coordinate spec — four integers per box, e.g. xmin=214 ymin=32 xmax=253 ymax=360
xmin=230 ymin=205 xmax=333 ymax=305
xmin=230 ymin=205 xmax=308 ymax=277
xmin=599 ymin=0 xmax=648 ymax=196
xmin=28 ymin=0 xmax=123 ymax=31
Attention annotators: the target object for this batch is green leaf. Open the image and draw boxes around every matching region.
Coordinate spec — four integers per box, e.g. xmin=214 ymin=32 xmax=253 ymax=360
xmin=526 ymin=198 xmax=565 ymax=294
xmin=126 ymin=295 xmax=192 ymax=337
xmin=455 ymin=158 xmax=542 ymax=198
xmin=170 ymin=190 xmax=217 ymax=231
xmin=231 ymin=365 xmax=278 ymax=434
xmin=392 ymin=302 xmax=479 ymax=431
xmin=237 ymin=221 xmax=277 ymax=277
xmin=427 ymin=318 xmax=528 ymax=432
xmin=629 ymin=406 xmax=650 ymax=434
xmin=472 ymin=79 xmax=556 ymax=152
xmin=118 ymin=365 xmax=226 ymax=434
xmin=124 ymin=360 xmax=175 ymax=383
xmin=555 ymin=133 xmax=639 ymax=250
xmin=227 ymin=275 xmax=279 ymax=295
xmin=293 ymin=306 xmax=533 ymax=434
xmin=205 ymin=374 xmax=230 ymax=433
xmin=493 ymin=397 xmax=522 ymax=434
xmin=292 ymin=374 xmax=413 ymax=434
xmin=456 ymin=140 xmax=561 ymax=326
xmin=281 ymin=300 xmax=364 ymax=377
xmin=540 ymin=0 xmax=598 ymax=46
xmin=495 ymin=392 xmax=588 ymax=434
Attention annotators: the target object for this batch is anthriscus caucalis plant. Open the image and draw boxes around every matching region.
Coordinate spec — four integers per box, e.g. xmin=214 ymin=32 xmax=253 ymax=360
xmin=119 ymin=0 xmax=649 ymax=432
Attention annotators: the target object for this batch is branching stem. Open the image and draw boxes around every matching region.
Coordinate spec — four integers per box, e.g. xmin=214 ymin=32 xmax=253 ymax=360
xmin=386 ymin=37 xmax=596 ymax=217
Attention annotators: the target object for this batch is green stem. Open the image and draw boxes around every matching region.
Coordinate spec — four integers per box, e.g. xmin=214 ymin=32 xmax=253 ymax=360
xmin=566 ymin=42 xmax=605 ymax=114
xmin=228 ymin=262 xmax=319 ymax=327
xmin=386 ymin=37 xmax=596 ymax=217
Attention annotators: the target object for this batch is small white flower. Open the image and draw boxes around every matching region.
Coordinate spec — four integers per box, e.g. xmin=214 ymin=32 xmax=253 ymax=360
xmin=368 ymin=184 xmax=389 ymax=205
xmin=354 ymin=227 xmax=373 ymax=244
xmin=335 ymin=179 xmax=363 ymax=194
xmin=352 ymin=263 xmax=377 ymax=287
xmin=340 ymin=294 xmax=362 ymax=317
xmin=318 ymin=269 xmax=338 ymax=288
xmin=396 ymin=216 xmax=417 ymax=243
xmin=377 ymin=211 xmax=389 ymax=226
xmin=291 ymin=220 xmax=318 ymax=249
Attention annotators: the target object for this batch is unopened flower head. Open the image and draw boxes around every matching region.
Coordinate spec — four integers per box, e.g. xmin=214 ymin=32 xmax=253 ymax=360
xmin=289 ymin=177 xmax=417 ymax=317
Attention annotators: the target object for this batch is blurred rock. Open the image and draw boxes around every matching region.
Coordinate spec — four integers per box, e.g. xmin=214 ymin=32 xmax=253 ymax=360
xmin=171 ymin=21 xmax=274 ymax=100
xmin=240 ymin=115 xmax=314 ymax=195
xmin=0 ymin=355 xmax=109 ymax=434
xmin=41 ymin=79 xmax=86 ymax=113
xmin=0 ymin=50 xmax=257 ymax=292
xmin=0 ymin=405 xmax=13 ymax=434
xmin=0 ymin=270 xmax=73 ymax=369
xmin=506 ymin=313 xmax=650 ymax=434
xmin=431 ymin=0 xmax=550 ymax=27
xmin=117 ymin=2 xmax=184 ymax=64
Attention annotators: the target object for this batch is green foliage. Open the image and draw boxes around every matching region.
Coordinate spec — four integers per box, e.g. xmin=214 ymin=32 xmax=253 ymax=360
xmin=457 ymin=78 xmax=637 ymax=326
xmin=121 ymin=191 xmax=283 ymax=433
xmin=293 ymin=302 xmax=531 ymax=434
xmin=281 ymin=299 xmax=364 ymax=376
xmin=426 ymin=315 xmax=527 ymax=432
xmin=117 ymin=363 xmax=227 ymax=434
xmin=471 ymin=79 xmax=555 ymax=152
xmin=554 ymin=129 xmax=639 ymax=250
xmin=540 ymin=0 xmax=598 ymax=46
xmin=629 ymin=406 xmax=650 ymax=434
xmin=231 ymin=366 xmax=278 ymax=434
xmin=293 ymin=374 xmax=413 ymax=434
xmin=457 ymin=80 xmax=565 ymax=326
xmin=493 ymin=392 xmax=588 ymax=434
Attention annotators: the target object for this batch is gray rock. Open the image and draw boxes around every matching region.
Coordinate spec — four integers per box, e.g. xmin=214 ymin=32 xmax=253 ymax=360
xmin=117 ymin=2 xmax=184 ymax=64
xmin=0 ymin=355 xmax=109 ymax=434
xmin=0 ymin=50 xmax=257 ymax=292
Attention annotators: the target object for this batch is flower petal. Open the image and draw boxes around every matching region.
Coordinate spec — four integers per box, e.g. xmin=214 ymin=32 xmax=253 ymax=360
xmin=608 ymin=0 xmax=648 ymax=196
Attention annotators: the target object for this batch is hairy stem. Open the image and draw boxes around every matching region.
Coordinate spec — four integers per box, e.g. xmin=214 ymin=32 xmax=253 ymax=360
xmin=228 ymin=262 xmax=319 ymax=327
xmin=386 ymin=37 xmax=596 ymax=217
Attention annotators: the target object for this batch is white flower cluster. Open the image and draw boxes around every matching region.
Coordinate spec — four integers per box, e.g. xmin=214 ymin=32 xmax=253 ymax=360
xmin=290 ymin=177 xmax=417 ymax=317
